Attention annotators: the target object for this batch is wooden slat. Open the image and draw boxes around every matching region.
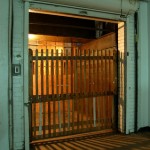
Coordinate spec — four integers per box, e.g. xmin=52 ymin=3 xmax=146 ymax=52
xmin=66 ymin=49 xmax=70 ymax=133
xmin=35 ymin=50 xmax=39 ymax=137
xmin=51 ymin=50 xmax=55 ymax=137
xmin=39 ymin=50 xmax=43 ymax=136
xmin=97 ymin=50 xmax=100 ymax=129
xmin=61 ymin=50 xmax=65 ymax=134
xmin=75 ymin=49 xmax=79 ymax=132
xmin=101 ymin=50 xmax=104 ymax=129
xmin=30 ymin=92 xmax=114 ymax=102
xmin=103 ymin=49 xmax=107 ymax=129
xmin=93 ymin=50 xmax=96 ymax=127
xmin=100 ymin=49 xmax=103 ymax=129
xmin=56 ymin=50 xmax=61 ymax=135
xmin=95 ymin=50 xmax=98 ymax=93
xmin=32 ymin=120 xmax=107 ymax=131
xmin=89 ymin=50 xmax=92 ymax=128
xmin=112 ymin=49 xmax=117 ymax=129
xmin=84 ymin=50 xmax=88 ymax=130
xmin=80 ymin=49 xmax=84 ymax=130
xmin=108 ymin=49 xmax=112 ymax=128
xmin=46 ymin=49 xmax=51 ymax=135
xmin=71 ymin=48 xmax=74 ymax=134
xmin=42 ymin=50 xmax=46 ymax=137
xmin=106 ymin=49 xmax=109 ymax=128
xmin=32 ymin=55 xmax=113 ymax=60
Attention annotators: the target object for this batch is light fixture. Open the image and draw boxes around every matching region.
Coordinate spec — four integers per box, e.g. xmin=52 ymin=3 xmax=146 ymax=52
xmin=28 ymin=34 xmax=36 ymax=40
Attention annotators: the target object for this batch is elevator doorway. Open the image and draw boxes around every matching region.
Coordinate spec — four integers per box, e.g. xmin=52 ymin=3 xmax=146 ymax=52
xmin=28 ymin=12 xmax=119 ymax=141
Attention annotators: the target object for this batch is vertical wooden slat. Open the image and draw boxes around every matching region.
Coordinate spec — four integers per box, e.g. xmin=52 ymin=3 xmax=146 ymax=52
xmin=101 ymin=50 xmax=104 ymax=129
xmin=46 ymin=49 xmax=51 ymax=136
xmin=103 ymin=49 xmax=107 ymax=129
xmin=107 ymin=49 xmax=110 ymax=128
xmin=71 ymin=48 xmax=74 ymax=134
xmin=97 ymin=50 xmax=101 ymax=129
xmin=80 ymin=50 xmax=84 ymax=130
xmin=93 ymin=97 xmax=96 ymax=128
xmin=56 ymin=50 xmax=61 ymax=134
xmin=109 ymin=49 xmax=112 ymax=128
xmin=39 ymin=49 xmax=43 ymax=137
xmin=44 ymin=50 xmax=47 ymax=137
xmin=93 ymin=50 xmax=96 ymax=127
xmin=66 ymin=49 xmax=70 ymax=133
xmin=106 ymin=49 xmax=109 ymax=128
xmin=75 ymin=49 xmax=79 ymax=132
xmin=51 ymin=50 xmax=55 ymax=137
xmin=61 ymin=50 xmax=65 ymax=134
xmin=35 ymin=50 xmax=38 ymax=137
xmin=42 ymin=50 xmax=46 ymax=137
xmin=95 ymin=50 xmax=98 ymax=94
xmin=89 ymin=50 xmax=92 ymax=128
xmin=84 ymin=50 xmax=88 ymax=130
xmin=112 ymin=49 xmax=117 ymax=129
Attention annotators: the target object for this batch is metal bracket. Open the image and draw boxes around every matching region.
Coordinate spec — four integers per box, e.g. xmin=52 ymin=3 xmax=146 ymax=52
xmin=24 ymin=102 xmax=31 ymax=107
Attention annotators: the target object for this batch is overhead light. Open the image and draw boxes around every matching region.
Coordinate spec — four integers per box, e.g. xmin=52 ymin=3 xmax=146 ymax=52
xmin=28 ymin=34 xmax=36 ymax=40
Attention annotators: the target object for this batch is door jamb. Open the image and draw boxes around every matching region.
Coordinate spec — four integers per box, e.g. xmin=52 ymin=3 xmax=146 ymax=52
xmin=24 ymin=2 xmax=30 ymax=150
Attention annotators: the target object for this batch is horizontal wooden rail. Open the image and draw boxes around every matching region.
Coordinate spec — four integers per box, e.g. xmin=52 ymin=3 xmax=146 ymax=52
xmin=30 ymin=92 xmax=114 ymax=103
xmin=32 ymin=56 xmax=114 ymax=60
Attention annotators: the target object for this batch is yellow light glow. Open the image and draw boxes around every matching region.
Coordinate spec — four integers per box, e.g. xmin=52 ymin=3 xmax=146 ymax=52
xmin=28 ymin=34 xmax=36 ymax=40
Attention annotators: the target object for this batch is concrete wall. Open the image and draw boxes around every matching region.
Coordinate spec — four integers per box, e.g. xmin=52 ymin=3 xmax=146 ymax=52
xmin=138 ymin=2 xmax=150 ymax=129
xmin=148 ymin=2 xmax=150 ymax=127
xmin=0 ymin=0 xmax=10 ymax=150
xmin=126 ymin=14 xmax=136 ymax=133
xmin=12 ymin=0 xmax=25 ymax=149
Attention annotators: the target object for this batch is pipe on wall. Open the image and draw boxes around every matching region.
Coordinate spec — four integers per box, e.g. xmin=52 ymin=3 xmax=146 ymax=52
xmin=27 ymin=0 xmax=139 ymax=14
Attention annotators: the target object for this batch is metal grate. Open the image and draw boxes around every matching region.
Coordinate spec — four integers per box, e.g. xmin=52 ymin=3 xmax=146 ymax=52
xmin=29 ymin=47 xmax=117 ymax=141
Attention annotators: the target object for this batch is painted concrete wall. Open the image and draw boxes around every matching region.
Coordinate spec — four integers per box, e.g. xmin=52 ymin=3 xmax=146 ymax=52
xmin=28 ymin=0 xmax=139 ymax=14
xmin=12 ymin=0 xmax=25 ymax=149
xmin=138 ymin=2 xmax=150 ymax=129
xmin=0 ymin=0 xmax=10 ymax=150
xmin=148 ymin=2 xmax=150 ymax=127
xmin=126 ymin=15 xmax=136 ymax=133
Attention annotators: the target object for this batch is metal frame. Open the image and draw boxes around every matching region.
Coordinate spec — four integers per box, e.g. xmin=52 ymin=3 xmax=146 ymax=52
xmin=24 ymin=2 xmax=30 ymax=150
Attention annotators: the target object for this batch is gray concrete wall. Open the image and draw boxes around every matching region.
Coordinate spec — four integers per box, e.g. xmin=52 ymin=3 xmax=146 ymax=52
xmin=138 ymin=2 xmax=150 ymax=129
xmin=12 ymin=0 xmax=26 ymax=149
xmin=148 ymin=2 xmax=150 ymax=126
xmin=0 ymin=0 xmax=10 ymax=150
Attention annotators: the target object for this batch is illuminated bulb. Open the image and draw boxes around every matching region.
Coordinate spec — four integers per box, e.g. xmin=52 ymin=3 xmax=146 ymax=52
xmin=28 ymin=34 xmax=36 ymax=40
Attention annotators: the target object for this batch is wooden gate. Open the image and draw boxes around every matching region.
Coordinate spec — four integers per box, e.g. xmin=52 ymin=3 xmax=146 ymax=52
xmin=29 ymin=47 xmax=117 ymax=141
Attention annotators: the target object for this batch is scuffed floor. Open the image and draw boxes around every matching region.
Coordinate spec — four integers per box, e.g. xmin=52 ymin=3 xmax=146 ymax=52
xmin=30 ymin=132 xmax=150 ymax=150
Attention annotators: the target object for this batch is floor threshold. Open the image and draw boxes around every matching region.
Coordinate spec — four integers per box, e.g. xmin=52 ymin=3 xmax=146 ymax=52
xmin=30 ymin=129 xmax=114 ymax=144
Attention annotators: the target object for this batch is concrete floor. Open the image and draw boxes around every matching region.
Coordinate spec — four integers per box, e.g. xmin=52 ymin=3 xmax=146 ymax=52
xmin=31 ymin=131 xmax=150 ymax=150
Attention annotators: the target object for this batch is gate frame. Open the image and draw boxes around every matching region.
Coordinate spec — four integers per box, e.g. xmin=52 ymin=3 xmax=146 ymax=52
xmin=23 ymin=1 xmax=136 ymax=149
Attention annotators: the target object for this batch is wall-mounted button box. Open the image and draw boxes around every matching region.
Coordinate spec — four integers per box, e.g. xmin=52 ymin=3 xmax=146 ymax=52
xmin=12 ymin=64 xmax=21 ymax=76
